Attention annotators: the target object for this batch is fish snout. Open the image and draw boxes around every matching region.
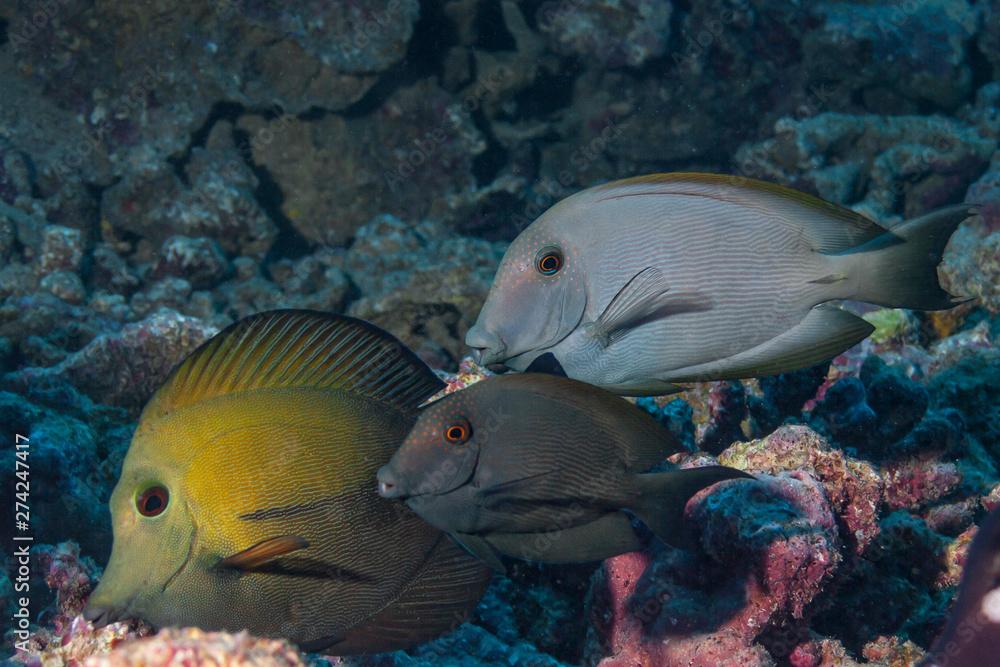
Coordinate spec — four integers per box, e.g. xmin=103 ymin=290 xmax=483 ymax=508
xmin=465 ymin=326 xmax=506 ymax=366
xmin=376 ymin=466 xmax=407 ymax=500
xmin=83 ymin=601 xmax=124 ymax=628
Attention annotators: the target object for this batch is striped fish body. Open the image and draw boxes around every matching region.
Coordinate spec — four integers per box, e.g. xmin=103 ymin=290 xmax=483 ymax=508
xmin=378 ymin=373 xmax=750 ymax=570
xmin=85 ymin=311 xmax=491 ymax=654
xmin=555 ymin=179 xmax=838 ymax=385
xmin=467 ymin=174 xmax=972 ymax=394
xmin=401 ymin=374 xmax=682 ymax=534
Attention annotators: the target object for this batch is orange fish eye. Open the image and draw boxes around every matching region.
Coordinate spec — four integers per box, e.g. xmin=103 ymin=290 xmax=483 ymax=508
xmin=444 ymin=420 xmax=472 ymax=445
xmin=136 ymin=485 xmax=169 ymax=517
xmin=535 ymin=247 xmax=563 ymax=276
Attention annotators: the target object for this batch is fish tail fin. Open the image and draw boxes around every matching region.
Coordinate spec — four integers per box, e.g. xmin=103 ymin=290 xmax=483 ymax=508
xmin=629 ymin=466 xmax=752 ymax=550
xmin=846 ymin=204 xmax=976 ymax=310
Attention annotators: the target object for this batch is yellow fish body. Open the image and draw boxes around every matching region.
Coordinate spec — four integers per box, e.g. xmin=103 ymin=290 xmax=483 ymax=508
xmin=84 ymin=310 xmax=491 ymax=653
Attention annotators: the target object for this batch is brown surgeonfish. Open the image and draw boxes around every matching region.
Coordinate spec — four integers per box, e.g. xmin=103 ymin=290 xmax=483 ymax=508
xmin=466 ymin=173 xmax=975 ymax=395
xmin=376 ymin=373 xmax=752 ymax=572
xmin=921 ymin=505 xmax=1000 ymax=666
xmin=83 ymin=310 xmax=491 ymax=654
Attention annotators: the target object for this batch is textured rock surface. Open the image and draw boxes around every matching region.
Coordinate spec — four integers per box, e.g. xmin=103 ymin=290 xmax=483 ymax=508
xmin=4 ymin=309 xmax=218 ymax=409
xmin=589 ymin=472 xmax=839 ymax=666
xmin=719 ymin=426 xmax=883 ymax=554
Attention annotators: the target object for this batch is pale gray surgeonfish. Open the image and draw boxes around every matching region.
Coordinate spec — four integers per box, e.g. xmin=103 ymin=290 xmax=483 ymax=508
xmin=465 ymin=173 xmax=975 ymax=395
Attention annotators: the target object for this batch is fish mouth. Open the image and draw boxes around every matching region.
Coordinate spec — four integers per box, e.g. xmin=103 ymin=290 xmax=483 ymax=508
xmin=84 ymin=516 xmax=198 ymax=630
xmin=83 ymin=595 xmax=137 ymax=629
xmin=376 ymin=465 xmax=408 ymax=500
xmin=466 ymin=326 xmax=507 ymax=366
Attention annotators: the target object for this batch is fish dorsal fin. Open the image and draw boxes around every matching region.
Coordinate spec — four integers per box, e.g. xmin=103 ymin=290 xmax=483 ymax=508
xmin=591 ymin=172 xmax=890 ymax=253
xmin=146 ymin=310 xmax=444 ymax=417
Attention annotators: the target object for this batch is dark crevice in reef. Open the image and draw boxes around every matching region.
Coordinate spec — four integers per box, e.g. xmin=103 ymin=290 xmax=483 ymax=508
xmin=340 ymin=1 xmax=459 ymax=119
xmin=462 ymin=189 xmax=523 ymax=241
xmin=969 ymin=35 xmax=994 ymax=93
xmin=167 ymin=101 xmax=246 ymax=186
xmin=295 ymin=106 xmax=327 ymax=121
xmin=662 ymin=1 xmax=695 ymax=75
xmin=0 ymin=18 xmax=8 ymax=47
xmin=162 ymin=100 xmax=312 ymax=262
xmin=471 ymin=111 xmax=509 ymax=187
xmin=83 ymin=181 xmax=109 ymax=239
xmin=474 ymin=0 xmax=517 ymax=51
xmin=231 ymin=126 xmax=313 ymax=263
xmin=510 ymin=61 xmax=578 ymax=120
xmin=515 ymin=0 xmax=546 ymax=31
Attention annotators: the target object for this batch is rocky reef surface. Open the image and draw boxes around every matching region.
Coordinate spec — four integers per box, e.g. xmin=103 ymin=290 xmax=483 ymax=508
xmin=0 ymin=0 xmax=998 ymax=665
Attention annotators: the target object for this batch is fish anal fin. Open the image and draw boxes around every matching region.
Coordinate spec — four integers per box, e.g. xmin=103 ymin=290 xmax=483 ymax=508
xmin=319 ymin=535 xmax=492 ymax=654
xmin=486 ymin=512 xmax=643 ymax=563
xmin=662 ymin=303 xmax=874 ymax=383
xmin=147 ymin=310 xmax=444 ymax=418
xmin=599 ymin=379 xmax=686 ymax=397
xmin=217 ymin=535 xmax=309 ymax=571
xmin=450 ymin=532 xmax=508 ymax=574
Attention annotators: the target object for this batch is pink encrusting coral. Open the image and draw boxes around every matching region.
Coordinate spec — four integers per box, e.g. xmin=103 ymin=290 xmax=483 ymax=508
xmin=718 ymin=426 xmax=883 ymax=554
xmin=85 ymin=629 xmax=307 ymax=667
xmin=12 ymin=542 xmax=150 ymax=667
xmin=12 ymin=544 xmax=307 ymax=667
xmin=589 ymin=470 xmax=841 ymax=666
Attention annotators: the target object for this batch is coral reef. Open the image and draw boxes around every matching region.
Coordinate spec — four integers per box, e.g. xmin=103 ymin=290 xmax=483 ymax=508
xmin=589 ymin=472 xmax=840 ymax=666
xmin=4 ymin=308 xmax=218 ymax=409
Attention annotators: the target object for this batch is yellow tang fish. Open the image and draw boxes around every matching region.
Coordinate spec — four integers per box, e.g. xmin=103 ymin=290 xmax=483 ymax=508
xmin=84 ymin=310 xmax=492 ymax=653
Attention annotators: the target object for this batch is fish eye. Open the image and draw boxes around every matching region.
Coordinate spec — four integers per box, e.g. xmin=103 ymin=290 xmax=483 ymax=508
xmin=535 ymin=247 xmax=563 ymax=276
xmin=444 ymin=419 xmax=472 ymax=445
xmin=136 ymin=485 xmax=169 ymax=517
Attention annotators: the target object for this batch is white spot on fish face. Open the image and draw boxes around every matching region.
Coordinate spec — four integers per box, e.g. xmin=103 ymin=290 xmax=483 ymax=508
xmin=982 ymin=587 xmax=1000 ymax=623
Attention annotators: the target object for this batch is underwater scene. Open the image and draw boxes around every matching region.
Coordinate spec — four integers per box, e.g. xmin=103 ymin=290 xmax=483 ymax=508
xmin=1 ymin=0 xmax=999 ymax=665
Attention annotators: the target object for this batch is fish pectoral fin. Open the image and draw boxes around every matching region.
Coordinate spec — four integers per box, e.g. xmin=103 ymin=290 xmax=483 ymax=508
xmin=449 ymin=532 xmax=507 ymax=574
xmin=585 ymin=267 xmax=710 ymax=347
xmin=473 ymin=469 xmax=564 ymax=508
xmin=217 ymin=535 xmax=309 ymax=571
xmin=586 ymin=267 xmax=671 ymax=346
